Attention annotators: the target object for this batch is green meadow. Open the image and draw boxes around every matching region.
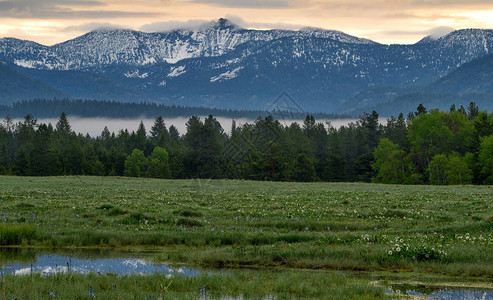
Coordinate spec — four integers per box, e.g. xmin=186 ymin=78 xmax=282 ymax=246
xmin=1 ymin=176 xmax=492 ymax=298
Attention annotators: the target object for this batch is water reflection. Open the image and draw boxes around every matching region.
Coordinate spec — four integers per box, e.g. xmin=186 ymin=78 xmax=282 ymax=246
xmin=0 ymin=248 xmax=198 ymax=277
xmin=387 ymin=284 xmax=493 ymax=299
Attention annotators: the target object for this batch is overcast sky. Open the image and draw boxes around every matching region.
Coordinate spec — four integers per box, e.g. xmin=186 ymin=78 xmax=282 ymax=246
xmin=0 ymin=0 xmax=492 ymax=45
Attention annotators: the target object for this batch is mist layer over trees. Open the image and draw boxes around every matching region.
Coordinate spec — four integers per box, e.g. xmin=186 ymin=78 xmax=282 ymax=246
xmin=1 ymin=103 xmax=492 ymax=185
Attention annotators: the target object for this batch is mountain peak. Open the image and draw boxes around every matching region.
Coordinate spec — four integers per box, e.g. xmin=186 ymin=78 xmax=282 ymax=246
xmin=437 ymin=28 xmax=493 ymax=41
xmin=200 ymin=18 xmax=242 ymax=31
xmin=218 ymin=18 xmax=239 ymax=28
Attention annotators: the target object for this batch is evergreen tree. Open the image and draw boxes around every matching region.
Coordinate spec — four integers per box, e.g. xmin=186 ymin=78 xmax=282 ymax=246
xmin=150 ymin=116 xmax=170 ymax=145
xmin=415 ymin=104 xmax=427 ymax=117
xmin=323 ymin=152 xmax=346 ymax=182
xmin=183 ymin=115 xmax=224 ymax=178
xmin=82 ymin=144 xmax=105 ymax=175
xmin=12 ymin=149 xmax=29 ymax=176
xmin=458 ymin=105 xmax=467 ymax=115
xmin=135 ymin=121 xmax=147 ymax=152
xmin=384 ymin=113 xmax=408 ymax=149
xmin=62 ymin=133 xmax=83 ymax=175
xmin=467 ymin=102 xmax=479 ymax=120
xmin=100 ymin=126 xmax=113 ymax=150
xmin=169 ymin=125 xmax=180 ymax=140
xmin=291 ymin=153 xmax=317 ymax=182
xmin=29 ymin=124 xmax=60 ymax=176
xmin=0 ymin=143 xmax=9 ymax=174
xmin=55 ymin=112 xmax=72 ymax=138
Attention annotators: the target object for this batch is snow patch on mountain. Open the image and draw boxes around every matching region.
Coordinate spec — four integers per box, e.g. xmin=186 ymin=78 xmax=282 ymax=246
xmin=167 ymin=66 xmax=186 ymax=77
xmin=124 ymin=70 xmax=149 ymax=78
xmin=14 ymin=59 xmax=37 ymax=69
xmin=210 ymin=66 xmax=243 ymax=83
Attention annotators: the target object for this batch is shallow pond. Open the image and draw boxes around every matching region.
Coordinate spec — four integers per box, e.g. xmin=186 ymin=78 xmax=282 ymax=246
xmin=0 ymin=248 xmax=199 ymax=277
xmin=386 ymin=283 xmax=493 ymax=299
xmin=1 ymin=248 xmax=492 ymax=299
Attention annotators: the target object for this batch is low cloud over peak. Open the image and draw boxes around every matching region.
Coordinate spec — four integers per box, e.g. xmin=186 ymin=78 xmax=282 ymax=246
xmin=428 ymin=26 xmax=455 ymax=39
xmin=190 ymin=0 xmax=290 ymax=8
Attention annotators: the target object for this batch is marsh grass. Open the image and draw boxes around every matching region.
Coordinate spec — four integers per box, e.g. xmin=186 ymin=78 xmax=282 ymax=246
xmin=0 ymin=176 xmax=492 ymax=280
xmin=0 ymin=270 xmax=388 ymax=299
xmin=107 ymin=207 xmax=126 ymax=216
xmin=0 ymin=224 xmax=37 ymax=245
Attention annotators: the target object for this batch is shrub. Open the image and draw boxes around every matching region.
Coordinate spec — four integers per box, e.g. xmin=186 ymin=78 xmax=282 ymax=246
xmin=175 ymin=217 xmax=202 ymax=227
xmin=0 ymin=224 xmax=37 ymax=245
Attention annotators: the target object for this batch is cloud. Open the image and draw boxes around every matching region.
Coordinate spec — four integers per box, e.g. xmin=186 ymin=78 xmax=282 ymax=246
xmin=428 ymin=26 xmax=455 ymax=38
xmin=140 ymin=15 xmax=306 ymax=32
xmin=190 ymin=0 xmax=290 ymax=8
xmin=63 ymin=22 xmax=123 ymax=32
xmin=371 ymin=26 xmax=456 ymax=43
xmin=225 ymin=14 xmax=304 ymax=30
xmin=0 ymin=0 xmax=158 ymax=19
xmin=140 ymin=19 xmax=208 ymax=32
xmin=2 ymin=28 xmax=63 ymax=45
xmin=411 ymin=0 xmax=493 ymax=6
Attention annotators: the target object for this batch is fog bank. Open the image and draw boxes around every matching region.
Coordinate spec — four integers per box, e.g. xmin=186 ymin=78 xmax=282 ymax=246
xmin=12 ymin=117 xmax=369 ymax=137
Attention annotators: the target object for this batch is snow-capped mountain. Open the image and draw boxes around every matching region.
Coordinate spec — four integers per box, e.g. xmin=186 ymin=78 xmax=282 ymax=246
xmin=0 ymin=18 xmax=374 ymax=70
xmin=0 ymin=19 xmax=492 ymax=113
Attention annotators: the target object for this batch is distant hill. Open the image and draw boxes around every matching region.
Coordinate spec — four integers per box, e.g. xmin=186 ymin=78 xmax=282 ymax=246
xmin=370 ymin=93 xmax=491 ymax=117
xmin=339 ymin=53 xmax=493 ymax=116
xmin=0 ymin=62 xmax=66 ymax=104
xmin=17 ymin=68 xmax=144 ymax=102
xmin=428 ymin=53 xmax=493 ymax=94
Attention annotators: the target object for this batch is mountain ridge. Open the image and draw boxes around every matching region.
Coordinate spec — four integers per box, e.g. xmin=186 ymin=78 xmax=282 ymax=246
xmin=0 ymin=19 xmax=376 ymax=69
xmin=341 ymin=53 xmax=493 ymax=116
xmin=0 ymin=19 xmax=492 ymax=114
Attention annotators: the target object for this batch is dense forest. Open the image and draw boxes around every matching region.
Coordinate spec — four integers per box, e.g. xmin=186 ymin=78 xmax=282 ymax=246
xmin=0 ymin=102 xmax=492 ymax=185
xmin=0 ymin=99 xmax=344 ymax=119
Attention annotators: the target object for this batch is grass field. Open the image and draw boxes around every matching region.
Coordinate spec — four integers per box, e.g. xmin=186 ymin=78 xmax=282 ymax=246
xmin=0 ymin=176 xmax=492 ymax=298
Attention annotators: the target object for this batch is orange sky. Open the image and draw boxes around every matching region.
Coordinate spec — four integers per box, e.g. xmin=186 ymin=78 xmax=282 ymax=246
xmin=0 ymin=0 xmax=492 ymax=45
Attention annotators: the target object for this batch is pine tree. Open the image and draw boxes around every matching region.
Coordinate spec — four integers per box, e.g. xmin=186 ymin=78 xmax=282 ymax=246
xmin=291 ymin=153 xmax=317 ymax=182
xmin=415 ymin=104 xmax=427 ymax=117
xmin=150 ymin=116 xmax=169 ymax=143
xmin=55 ymin=112 xmax=72 ymax=137
xmin=12 ymin=149 xmax=29 ymax=176
xmin=135 ymin=121 xmax=147 ymax=151
xmin=169 ymin=125 xmax=180 ymax=140
xmin=467 ymin=102 xmax=479 ymax=120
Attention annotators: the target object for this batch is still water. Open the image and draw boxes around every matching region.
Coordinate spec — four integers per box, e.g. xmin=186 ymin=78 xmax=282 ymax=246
xmin=1 ymin=248 xmax=491 ymax=299
xmin=0 ymin=248 xmax=198 ymax=277
xmin=386 ymin=284 xmax=493 ymax=300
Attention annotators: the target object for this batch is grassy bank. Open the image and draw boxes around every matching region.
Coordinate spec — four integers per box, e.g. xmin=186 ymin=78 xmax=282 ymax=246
xmin=0 ymin=269 xmax=387 ymax=299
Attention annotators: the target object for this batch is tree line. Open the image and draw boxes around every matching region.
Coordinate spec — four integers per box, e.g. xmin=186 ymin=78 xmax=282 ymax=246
xmin=0 ymin=99 xmax=345 ymax=119
xmin=0 ymin=102 xmax=492 ymax=185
